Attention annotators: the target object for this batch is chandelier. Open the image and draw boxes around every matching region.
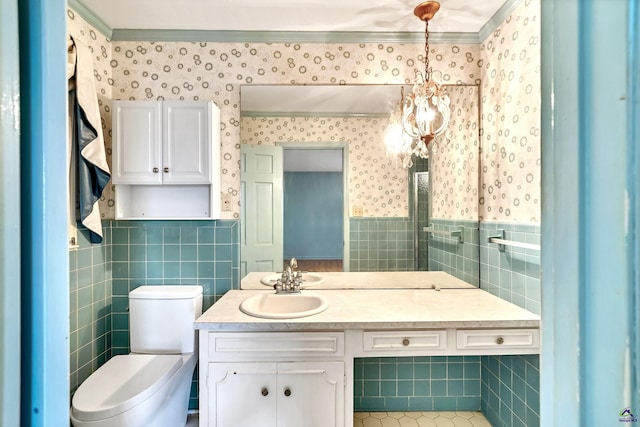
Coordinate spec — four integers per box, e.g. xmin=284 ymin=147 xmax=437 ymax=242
xmin=384 ymin=1 xmax=451 ymax=168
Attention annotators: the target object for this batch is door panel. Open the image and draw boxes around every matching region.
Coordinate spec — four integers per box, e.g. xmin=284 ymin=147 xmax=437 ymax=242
xmin=163 ymin=101 xmax=210 ymax=184
xmin=209 ymin=362 xmax=277 ymax=427
xmin=241 ymin=144 xmax=283 ymax=276
xmin=277 ymin=362 xmax=344 ymax=427
xmin=112 ymin=101 xmax=162 ymax=184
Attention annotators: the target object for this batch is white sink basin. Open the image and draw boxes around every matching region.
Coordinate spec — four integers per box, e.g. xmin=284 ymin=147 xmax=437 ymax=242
xmin=239 ymin=292 xmax=329 ymax=319
xmin=260 ymin=273 xmax=325 ymax=287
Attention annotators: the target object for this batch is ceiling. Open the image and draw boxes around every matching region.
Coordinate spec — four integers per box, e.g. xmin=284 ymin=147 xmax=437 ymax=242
xmin=75 ymin=0 xmax=512 ymax=38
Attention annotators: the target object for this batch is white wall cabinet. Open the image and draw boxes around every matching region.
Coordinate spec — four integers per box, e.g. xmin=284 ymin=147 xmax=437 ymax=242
xmin=209 ymin=361 xmax=344 ymax=427
xmin=112 ymin=100 xmax=220 ymax=219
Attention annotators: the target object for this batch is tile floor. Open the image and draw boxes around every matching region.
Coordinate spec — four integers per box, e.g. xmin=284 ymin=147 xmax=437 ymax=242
xmin=354 ymin=412 xmax=492 ymax=427
xmin=187 ymin=411 xmax=492 ymax=426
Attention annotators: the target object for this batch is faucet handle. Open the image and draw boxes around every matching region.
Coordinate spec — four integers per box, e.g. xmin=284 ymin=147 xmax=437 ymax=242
xmin=274 ymin=279 xmax=283 ymax=293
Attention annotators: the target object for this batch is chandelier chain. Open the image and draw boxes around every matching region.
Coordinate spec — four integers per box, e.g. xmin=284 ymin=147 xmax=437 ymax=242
xmin=424 ymin=18 xmax=430 ymax=80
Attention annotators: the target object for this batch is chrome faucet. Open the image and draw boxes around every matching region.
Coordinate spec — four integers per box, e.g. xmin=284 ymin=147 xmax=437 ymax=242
xmin=274 ymin=259 xmax=302 ymax=294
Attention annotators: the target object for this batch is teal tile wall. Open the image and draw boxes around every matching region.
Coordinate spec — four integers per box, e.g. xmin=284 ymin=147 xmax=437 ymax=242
xmin=354 ymin=356 xmax=481 ymax=412
xmin=110 ymin=219 xmax=240 ymax=409
xmin=349 ymin=218 xmax=414 ymax=271
xmin=349 ymin=216 xmax=483 ymax=413
xmin=69 ymin=222 xmax=113 ymax=397
xmin=427 ymin=219 xmax=480 ymax=286
xmin=479 ymin=222 xmax=541 ymax=315
xmin=481 ymin=355 xmax=540 ymax=427
xmin=479 ymin=221 xmax=541 ymax=427
xmin=69 ymin=219 xmax=240 ymax=410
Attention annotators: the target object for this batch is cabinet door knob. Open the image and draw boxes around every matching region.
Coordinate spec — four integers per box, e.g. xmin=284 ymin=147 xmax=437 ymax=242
xmin=261 ymin=388 xmax=269 ymax=396
xmin=284 ymin=388 xmax=292 ymax=397
xmin=496 ymin=336 xmax=504 ymax=345
xmin=163 ymin=167 xmax=169 ymax=173
xmin=402 ymin=338 xmax=410 ymax=347
xmin=152 ymin=167 xmax=159 ymax=173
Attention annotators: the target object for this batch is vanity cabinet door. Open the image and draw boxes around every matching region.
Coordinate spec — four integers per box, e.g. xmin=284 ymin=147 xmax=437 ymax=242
xmin=209 ymin=362 xmax=277 ymax=427
xmin=277 ymin=362 xmax=344 ymax=427
xmin=206 ymin=361 xmax=344 ymax=427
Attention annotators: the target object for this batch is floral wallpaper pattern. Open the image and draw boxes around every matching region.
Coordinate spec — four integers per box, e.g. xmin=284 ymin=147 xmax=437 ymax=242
xmin=480 ymin=0 xmax=541 ymax=222
xmin=67 ymin=0 xmax=540 ymax=224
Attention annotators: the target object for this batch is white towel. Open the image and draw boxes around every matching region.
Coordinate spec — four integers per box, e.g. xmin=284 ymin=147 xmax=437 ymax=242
xmin=68 ymin=35 xmax=111 ymax=243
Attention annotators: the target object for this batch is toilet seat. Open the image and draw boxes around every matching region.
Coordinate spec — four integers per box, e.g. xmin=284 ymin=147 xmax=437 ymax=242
xmin=71 ymin=353 xmax=183 ymax=422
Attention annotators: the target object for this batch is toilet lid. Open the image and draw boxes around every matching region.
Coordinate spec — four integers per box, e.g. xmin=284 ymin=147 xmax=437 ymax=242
xmin=71 ymin=354 xmax=183 ymax=422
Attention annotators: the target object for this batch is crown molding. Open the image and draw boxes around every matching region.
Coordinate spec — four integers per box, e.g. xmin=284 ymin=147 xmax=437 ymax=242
xmin=241 ymin=111 xmax=389 ymax=118
xmin=110 ymin=29 xmax=480 ymax=44
xmin=68 ymin=1 xmax=522 ymax=45
xmin=478 ymin=0 xmax=523 ymax=43
xmin=67 ymin=0 xmax=112 ymax=39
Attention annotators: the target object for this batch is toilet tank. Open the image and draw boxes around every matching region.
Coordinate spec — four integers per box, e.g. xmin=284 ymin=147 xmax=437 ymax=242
xmin=129 ymin=285 xmax=203 ymax=354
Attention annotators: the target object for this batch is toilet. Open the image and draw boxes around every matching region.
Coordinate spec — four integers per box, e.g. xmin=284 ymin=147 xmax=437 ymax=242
xmin=70 ymin=285 xmax=203 ymax=427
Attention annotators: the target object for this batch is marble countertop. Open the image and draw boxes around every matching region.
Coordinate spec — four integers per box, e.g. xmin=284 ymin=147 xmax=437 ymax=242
xmin=240 ymin=270 xmax=477 ymax=290
xmin=194 ymin=288 xmax=540 ymax=331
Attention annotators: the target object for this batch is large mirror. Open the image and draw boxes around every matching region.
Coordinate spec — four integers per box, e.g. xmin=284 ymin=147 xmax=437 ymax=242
xmin=240 ymin=84 xmax=480 ymax=289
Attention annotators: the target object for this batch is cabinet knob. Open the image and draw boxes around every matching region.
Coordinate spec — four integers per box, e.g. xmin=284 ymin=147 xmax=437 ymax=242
xmin=496 ymin=336 xmax=504 ymax=345
xmin=261 ymin=388 xmax=269 ymax=396
xmin=402 ymin=338 xmax=410 ymax=347
xmin=163 ymin=167 xmax=169 ymax=173
xmin=152 ymin=167 xmax=159 ymax=173
xmin=284 ymin=388 xmax=292 ymax=397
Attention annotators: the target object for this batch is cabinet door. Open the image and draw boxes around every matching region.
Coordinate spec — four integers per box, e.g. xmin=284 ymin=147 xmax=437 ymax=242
xmin=209 ymin=362 xmax=277 ymax=427
xmin=277 ymin=362 xmax=344 ymax=427
xmin=162 ymin=101 xmax=211 ymax=184
xmin=112 ymin=101 xmax=162 ymax=184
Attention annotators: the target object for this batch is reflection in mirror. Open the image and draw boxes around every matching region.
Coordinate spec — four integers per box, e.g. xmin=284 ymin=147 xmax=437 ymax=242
xmin=240 ymin=84 xmax=479 ymax=289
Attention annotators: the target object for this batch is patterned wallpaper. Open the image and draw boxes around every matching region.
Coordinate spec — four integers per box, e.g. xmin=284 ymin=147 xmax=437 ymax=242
xmin=108 ymin=40 xmax=481 ymax=219
xmin=480 ymin=0 xmax=541 ymax=222
xmin=240 ymin=85 xmax=480 ymax=219
xmin=241 ymin=115 xmax=408 ymax=217
xmin=67 ymin=0 xmax=540 ymax=224
xmin=431 ymin=86 xmax=480 ymax=220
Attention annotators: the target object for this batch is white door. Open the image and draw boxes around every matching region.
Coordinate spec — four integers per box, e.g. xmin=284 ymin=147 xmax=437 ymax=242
xmin=162 ymin=101 xmax=211 ymax=184
xmin=241 ymin=144 xmax=283 ymax=276
xmin=277 ymin=362 xmax=345 ymax=427
xmin=112 ymin=100 xmax=162 ymax=184
xmin=209 ymin=362 xmax=277 ymax=427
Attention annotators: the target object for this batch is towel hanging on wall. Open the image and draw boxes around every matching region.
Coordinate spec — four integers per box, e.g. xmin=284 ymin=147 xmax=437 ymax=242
xmin=67 ymin=35 xmax=111 ymax=243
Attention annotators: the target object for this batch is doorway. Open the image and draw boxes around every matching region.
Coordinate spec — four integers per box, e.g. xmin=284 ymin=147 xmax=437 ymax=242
xmin=282 ymin=145 xmax=348 ymax=272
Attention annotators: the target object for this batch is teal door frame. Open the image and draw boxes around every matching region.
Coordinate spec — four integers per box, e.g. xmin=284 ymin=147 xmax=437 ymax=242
xmin=541 ymin=0 xmax=639 ymax=425
xmin=17 ymin=0 xmax=69 ymax=425
xmin=0 ymin=0 xmax=22 ymax=425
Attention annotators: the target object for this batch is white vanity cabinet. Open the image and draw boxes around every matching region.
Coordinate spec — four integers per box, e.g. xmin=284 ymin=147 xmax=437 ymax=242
xmin=112 ymin=100 xmax=221 ymax=219
xmin=200 ymin=332 xmax=345 ymax=427
xmin=210 ymin=361 xmax=344 ymax=427
xmin=195 ymin=289 xmax=542 ymax=427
